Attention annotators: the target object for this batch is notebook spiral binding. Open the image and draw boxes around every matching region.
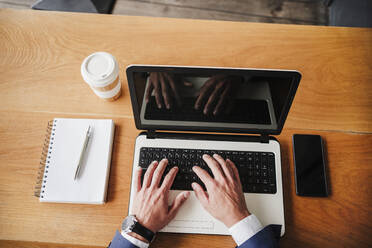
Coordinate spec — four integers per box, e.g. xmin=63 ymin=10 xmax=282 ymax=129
xmin=34 ymin=120 xmax=56 ymax=198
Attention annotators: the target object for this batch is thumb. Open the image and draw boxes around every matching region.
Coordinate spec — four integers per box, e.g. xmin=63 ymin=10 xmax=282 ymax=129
xmin=191 ymin=182 xmax=209 ymax=208
xmin=168 ymin=191 xmax=190 ymax=220
xmin=183 ymin=81 xmax=193 ymax=87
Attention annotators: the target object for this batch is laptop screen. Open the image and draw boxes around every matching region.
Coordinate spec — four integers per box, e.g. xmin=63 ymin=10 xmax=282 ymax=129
xmin=127 ymin=66 xmax=301 ymax=135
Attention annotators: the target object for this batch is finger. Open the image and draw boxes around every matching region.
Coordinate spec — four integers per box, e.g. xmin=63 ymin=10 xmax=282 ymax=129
xmin=204 ymin=80 xmax=225 ymax=115
xmin=168 ymin=191 xmax=190 ymax=220
xmin=145 ymin=78 xmax=154 ymax=103
xmin=151 ymin=159 xmax=168 ymax=188
xmin=153 ymin=73 xmax=163 ymax=108
xmin=192 ymin=166 xmax=213 ymax=187
xmin=134 ymin=166 xmax=142 ymax=192
xmin=202 ymin=154 xmax=224 ymax=180
xmin=160 ymin=73 xmax=172 ymax=109
xmin=227 ymin=159 xmax=242 ymax=186
xmin=161 ymin=166 xmax=178 ymax=191
xmin=142 ymin=161 xmax=158 ymax=188
xmin=192 ymin=182 xmax=208 ymax=207
xmin=183 ymin=81 xmax=193 ymax=87
xmin=213 ymin=82 xmax=232 ymax=116
xmin=166 ymin=74 xmax=182 ymax=107
xmin=213 ymin=154 xmax=234 ymax=181
xmin=194 ymin=77 xmax=215 ymax=110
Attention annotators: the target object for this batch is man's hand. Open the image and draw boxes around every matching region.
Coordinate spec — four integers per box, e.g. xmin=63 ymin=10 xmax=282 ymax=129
xmin=194 ymin=75 xmax=242 ymax=116
xmin=192 ymin=154 xmax=250 ymax=228
xmin=145 ymin=72 xmax=183 ymax=109
xmin=131 ymin=159 xmax=190 ymax=236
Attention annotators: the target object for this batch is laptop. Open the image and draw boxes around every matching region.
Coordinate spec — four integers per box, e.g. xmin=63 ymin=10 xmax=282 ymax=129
xmin=126 ymin=65 xmax=301 ymax=237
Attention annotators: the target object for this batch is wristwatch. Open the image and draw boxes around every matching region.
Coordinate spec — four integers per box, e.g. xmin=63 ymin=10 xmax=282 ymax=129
xmin=121 ymin=215 xmax=155 ymax=242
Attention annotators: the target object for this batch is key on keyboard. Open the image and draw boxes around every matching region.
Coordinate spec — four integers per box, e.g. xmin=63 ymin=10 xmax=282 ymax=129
xmin=138 ymin=147 xmax=277 ymax=194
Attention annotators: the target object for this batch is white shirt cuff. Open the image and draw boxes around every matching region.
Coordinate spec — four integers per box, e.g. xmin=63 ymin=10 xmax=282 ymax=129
xmin=121 ymin=231 xmax=150 ymax=248
xmin=228 ymin=214 xmax=264 ymax=246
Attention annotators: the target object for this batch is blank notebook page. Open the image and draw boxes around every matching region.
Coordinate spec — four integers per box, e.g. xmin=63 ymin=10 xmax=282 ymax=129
xmin=40 ymin=118 xmax=115 ymax=204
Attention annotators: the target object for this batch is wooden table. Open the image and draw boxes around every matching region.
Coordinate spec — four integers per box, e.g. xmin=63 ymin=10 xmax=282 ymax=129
xmin=0 ymin=8 xmax=371 ymax=248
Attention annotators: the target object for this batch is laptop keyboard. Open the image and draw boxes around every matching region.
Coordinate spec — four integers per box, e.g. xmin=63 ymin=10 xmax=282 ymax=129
xmin=138 ymin=147 xmax=277 ymax=194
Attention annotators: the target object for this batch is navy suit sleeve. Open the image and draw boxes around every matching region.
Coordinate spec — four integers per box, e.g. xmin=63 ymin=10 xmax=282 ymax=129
xmin=237 ymin=225 xmax=281 ymax=248
xmin=108 ymin=230 xmax=139 ymax=248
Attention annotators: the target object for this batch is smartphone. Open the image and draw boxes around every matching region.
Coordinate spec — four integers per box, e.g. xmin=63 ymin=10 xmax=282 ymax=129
xmin=292 ymin=134 xmax=328 ymax=197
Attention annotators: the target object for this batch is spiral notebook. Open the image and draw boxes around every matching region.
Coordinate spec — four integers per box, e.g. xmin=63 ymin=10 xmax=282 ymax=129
xmin=34 ymin=118 xmax=115 ymax=204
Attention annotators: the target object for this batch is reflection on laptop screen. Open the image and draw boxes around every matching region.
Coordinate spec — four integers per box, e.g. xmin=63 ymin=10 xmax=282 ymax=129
xmin=130 ymin=68 xmax=298 ymax=132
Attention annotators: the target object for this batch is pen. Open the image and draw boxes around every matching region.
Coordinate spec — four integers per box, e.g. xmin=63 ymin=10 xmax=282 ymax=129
xmin=74 ymin=125 xmax=92 ymax=180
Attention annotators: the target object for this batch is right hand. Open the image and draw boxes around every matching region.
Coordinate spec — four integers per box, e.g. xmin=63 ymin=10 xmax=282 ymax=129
xmin=145 ymin=72 xmax=183 ymax=109
xmin=194 ymin=75 xmax=242 ymax=116
xmin=192 ymin=154 xmax=250 ymax=228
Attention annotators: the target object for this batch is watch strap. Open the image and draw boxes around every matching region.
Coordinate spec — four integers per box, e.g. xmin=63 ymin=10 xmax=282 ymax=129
xmin=132 ymin=222 xmax=155 ymax=242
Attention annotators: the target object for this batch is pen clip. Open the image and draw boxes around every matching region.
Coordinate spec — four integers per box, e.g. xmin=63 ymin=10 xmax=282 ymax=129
xmin=87 ymin=125 xmax=92 ymax=137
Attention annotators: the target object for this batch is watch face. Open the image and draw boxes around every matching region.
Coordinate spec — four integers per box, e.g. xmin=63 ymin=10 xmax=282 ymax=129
xmin=122 ymin=215 xmax=136 ymax=232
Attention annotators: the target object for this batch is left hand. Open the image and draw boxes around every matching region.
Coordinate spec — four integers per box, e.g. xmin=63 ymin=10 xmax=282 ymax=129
xmin=145 ymin=72 xmax=184 ymax=109
xmin=131 ymin=159 xmax=190 ymax=235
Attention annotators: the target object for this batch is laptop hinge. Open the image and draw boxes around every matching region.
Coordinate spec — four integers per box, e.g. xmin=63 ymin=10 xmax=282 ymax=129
xmin=260 ymin=134 xmax=269 ymax=143
xmin=147 ymin=130 xmax=156 ymax=139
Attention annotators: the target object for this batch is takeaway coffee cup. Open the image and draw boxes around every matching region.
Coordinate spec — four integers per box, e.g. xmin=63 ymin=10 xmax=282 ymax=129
xmin=81 ymin=52 xmax=121 ymax=101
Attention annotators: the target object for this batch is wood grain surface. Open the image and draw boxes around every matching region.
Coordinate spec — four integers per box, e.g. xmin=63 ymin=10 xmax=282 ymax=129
xmin=113 ymin=0 xmax=328 ymax=25
xmin=0 ymin=0 xmax=328 ymax=25
xmin=0 ymin=8 xmax=371 ymax=248
xmin=0 ymin=9 xmax=371 ymax=133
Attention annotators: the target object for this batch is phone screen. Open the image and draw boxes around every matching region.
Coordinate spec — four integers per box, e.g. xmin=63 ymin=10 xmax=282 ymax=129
xmin=292 ymin=134 xmax=328 ymax=197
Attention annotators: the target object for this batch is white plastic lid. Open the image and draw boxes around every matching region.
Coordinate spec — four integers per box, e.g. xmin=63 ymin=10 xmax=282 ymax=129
xmin=81 ymin=52 xmax=119 ymax=87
